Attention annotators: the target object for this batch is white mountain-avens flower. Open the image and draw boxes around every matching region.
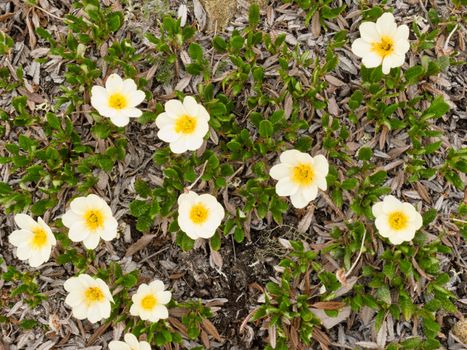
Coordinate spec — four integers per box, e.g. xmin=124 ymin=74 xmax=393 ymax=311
xmin=269 ymin=149 xmax=329 ymax=209
xmin=155 ymin=96 xmax=210 ymax=154
xmin=61 ymin=194 xmax=118 ymax=250
xmin=91 ymin=73 xmax=145 ymax=127
xmin=130 ymin=280 xmax=172 ymax=323
xmin=177 ymin=191 xmax=225 ymax=240
xmin=372 ymin=195 xmax=423 ymax=245
xmin=8 ymin=214 xmax=56 ymax=267
xmin=109 ymin=333 xmax=151 ymax=350
xmin=351 ymin=12 xmax=410 ymax=74
xmin=64 ymin=274 xmax=113 ymax=323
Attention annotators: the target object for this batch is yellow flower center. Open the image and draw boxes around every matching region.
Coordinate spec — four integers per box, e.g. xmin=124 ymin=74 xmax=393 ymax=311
xmin=189 ymin=203 xmax=209 ymax=225
xmin=108 ymin=92 xmax=128 ymax=109
xmin=291 ymin=163 xmax=314 ymax=186
xmin=84 ymin=210 xmax=104 ymax=231
xmin=388 ymin=211 xmax=409 ymax=231
xmin=175 ymin=115 xmax=197 ymax=134
xmin=84 ymin=287 xmax=105 ymax=304
xmin=31 ymin=227 xmax=48 ymax=248
xmin=371 ymin=36 xmax=395 ymax=58
xmin=141 ymin=294 xmax=157 ymax=310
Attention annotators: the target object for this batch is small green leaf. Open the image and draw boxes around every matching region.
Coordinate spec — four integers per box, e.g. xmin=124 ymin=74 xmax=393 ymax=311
xmin=259 ymin=120 xmax=273 ymax=138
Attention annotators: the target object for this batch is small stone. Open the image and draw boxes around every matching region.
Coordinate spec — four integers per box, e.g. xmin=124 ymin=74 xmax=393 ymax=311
xmin=452 ymin=320 xmax=467 ymax=344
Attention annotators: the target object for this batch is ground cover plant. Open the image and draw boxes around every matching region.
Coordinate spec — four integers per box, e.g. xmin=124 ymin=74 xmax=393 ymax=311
xmin=0 ymin=0 xmax=466 ymax=349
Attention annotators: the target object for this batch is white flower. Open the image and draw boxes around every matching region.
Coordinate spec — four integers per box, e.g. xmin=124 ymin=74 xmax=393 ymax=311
xmin=155 ymin=96 xmax=210 ymax=154
xmin=351 ymin=12 xmax=410 ymax=74
xmin=372 ymin=195 xmax=423 ymax=245
xmin=269 ymin=150 xmax=329 ymax=209
xmin=91 ymin=73 xmax=145 ymax=127
xmin=109 ymin=333 xmax=151 ymax=350
xmin=64 ymin=274 xmax=113 ymax=323
xmin=8 ymin=214 xmax=56 ymax=267
xmin=61 ymin=194 xmax=118 ymax=250
xmin=130 ymin=280 xmax=172 ymax=323
xmin=177 ymin=191 xmax=225 ymax=240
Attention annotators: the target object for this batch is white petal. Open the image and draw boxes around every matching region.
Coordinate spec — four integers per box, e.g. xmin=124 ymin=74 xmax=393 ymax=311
xmin=124 ymin=333 xmax=140 ymax=349
xmin=140 ymin=341 xmax=152 ymax=350
xmin=98 ymin=300 xmax=111 ymax=319
xmin=70 ymin=196 xmax=92 ymax=214
xmin=372 ymin=201 xmax=384 ymax=218
xmin=65 ymin=291 xmax=82 ymax=307
xmin=302 ymin=185 xmax=318 ymax=202
xmin=72 ymin=302 xmax=89 ymax=319
xmin=14 ymin=214 xmax=36 ymax=231
xmin=108 ymin=341 xmax=130 ymax=350
xmin=375 ymin=216 xmax=392 ymax=238
xmin=149 ymin=280 xmax=165 ymax=292
xmin=91 ymin=86 xmax=109 ymax=109
xmin=193 ymin=119 xmax=209 ymax=138
xmin=128 ymin=90 xmax=145 ymax=107
xmin=87 ymin=305 xmax=104 ymax=323
xmin=16 ymin=245 xmax=32 ymax=260
xmin=359 ymin=22 xmax=380 ymax=42
xmin=269 ymin=163 xmax=291 ymax=180
xmin=83 ymin=234 xmax=101 ymax=250
xmin=395 ymin=25 xmax=409 ymax=41
xmin=101 ymin=218 xmax=118 ymax=241
xmin=156 ymin=290 xmax=171 ymax=304
xmin=198 ymin=105 xmax=210 ymax=121
xmin=382 ymin=57 xmax=393 ymax=74
xmin=315 ymin=174 xmax=327 ymax=191
xmin=395 ymin=40 xmax=410 ymax=55
xmin=178 ymin=191 xmax=198 ymax=206
xmin=153 ymin=305 xmax=169 ymax=320
xmin=165 ymin=99 xmax=185 ymax=117
xmin=169 ymin=138 xmax=189 ymax=154
xmin=125 ymin=107 xmax=143 ymax=118
xmin=279 ymin=149 xmax=303 ymax=165
xmin=351 ymin=38 xmax=372 ymax=58
xmin=313 ymin=154 xmax=329 ymax=176
xmin=387 ymin=53 xmax=405 ymax=68
xmin=381 ymin=195 xmax=402 ymax=213
xmin=276 ymin=178 xmax=298 ymax=196
xmin=121 ymin=78 xmax=137 ymax=93
xmin=68 ymin=222 xmax=89 ymax=242
xmin=376 ymin=13 xmax=397 ymax=37
xmin=29 ymin=253 xmax=46 ymax=268
xmin=290 ymin=192 xmax=310 ymax=209
xmin=362 ymin=52 xmax=383 ymax=69
xmin=155 ymin=113 xmax=175 ymax=129
xmin=105 ymin=74 xmax=123 ymax=93
xmin=183 ymin=96 xmax=199 ymax=115
xmin=9 ymin=229 xmax=32 ymax=247
xmin=110 ymin=114 xmax=130 ymax=127
xmin=184 ymin=136 xmax=204 ymax=151
xmin=158 ymin=126 xmax=181 ymax=143
xmin=64 ymin=277 xmax=81 ymax=292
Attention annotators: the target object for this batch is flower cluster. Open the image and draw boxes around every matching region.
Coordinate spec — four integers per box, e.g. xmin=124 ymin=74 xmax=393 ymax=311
xmin=5 ymin=10 xmax=430 ymax=348
xmin=8 ymin=195 xmax=172 ymax=329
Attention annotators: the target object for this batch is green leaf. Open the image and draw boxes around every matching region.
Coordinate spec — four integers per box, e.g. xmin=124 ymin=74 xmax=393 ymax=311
xmin=376 ymin=285 xmax=391 ymax=305
xmin=129 ymin=200 xmax=150 ymax=217
xmin=108 ymin=12 xmax=123 ymax=32
xmin=357 ymin=147 xmax=372 ymax=161
xmin=341 ymin=178 xmax=358 ymax=190
xmin=259 ymin=120 xmax=273 ymax=138
xmin=368 ymin=170 xmax=387 ymax=186
xmin=212 ymin=36 xmax=227 ymax=52
xmin=404 ymin=65 xmax=424 ymax=83
xmin=248 ymin=4 xmax=260 ymax=27
xmin=422 ymin=96 xmax=449 ymax=120
xmin=188 ymin=43 xmax=203 ymax=61
xmin=422 ymin=208 xmax=437 ymax=226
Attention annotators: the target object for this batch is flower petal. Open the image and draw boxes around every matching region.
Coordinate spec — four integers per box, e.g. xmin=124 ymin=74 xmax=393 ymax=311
xmin=276 ymin=178 xmax=298 ymax=196
xmin=376 ymin=13 xmax=397 ymax=37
